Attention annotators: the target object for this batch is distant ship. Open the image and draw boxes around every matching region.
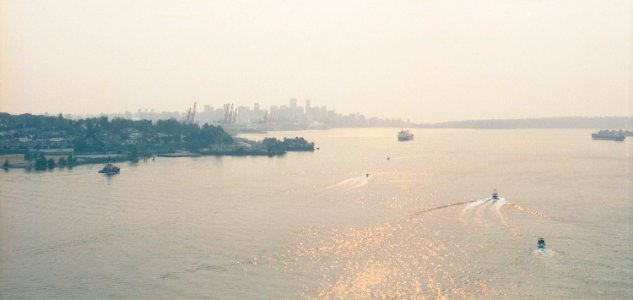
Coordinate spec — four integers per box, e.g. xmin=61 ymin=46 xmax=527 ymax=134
xmin=98 ymin=163 xmax=120 ymax=175
xmin=591 ymin=130 xmax=625 ymax=141
xmin=491 ymin=189 xmax=498 ymax=200
xmin=398 ymin=130 xmax=414 ymax=141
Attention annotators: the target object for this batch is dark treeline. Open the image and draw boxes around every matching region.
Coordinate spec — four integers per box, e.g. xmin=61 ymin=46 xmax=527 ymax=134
xmin=0 ymin=113 xmax=316 ymax=165
xmin=261 ymin=137 xmax=315 ymax=154
xmin=0 ymin=112 xmax=233 ymax=154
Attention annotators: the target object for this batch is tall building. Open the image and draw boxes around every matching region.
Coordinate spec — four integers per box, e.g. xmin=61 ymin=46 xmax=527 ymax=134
xmin=290 ymin=98 xmax=297 ymax=108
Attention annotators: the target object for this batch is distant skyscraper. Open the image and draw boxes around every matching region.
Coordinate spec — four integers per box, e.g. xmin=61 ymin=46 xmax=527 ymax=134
xmin=290 ymin=98 xmax=297 ymax=108
xmin=305 ymin=99 xmax=311 ymax=111
xmin=254 ymin=103 xmax=260 ymax=112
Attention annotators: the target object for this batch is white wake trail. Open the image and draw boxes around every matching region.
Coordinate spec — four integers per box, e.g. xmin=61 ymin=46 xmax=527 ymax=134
xmin=459 ymin=198 xmax=490 ymax=223
xmin=493 ymin=198 xmax=506 ymax=215
xmin=460 ymin=198 xmax=488 ymax=215
xmin=347 ymin=177 xmax=370 ymax=190
xmin=492 ymin=198 xmax=508 ymax=226
xmin=325 ymin=175 xmax=371 ymax=190
xmin=473 ymin=200 xmax=494 ymax=227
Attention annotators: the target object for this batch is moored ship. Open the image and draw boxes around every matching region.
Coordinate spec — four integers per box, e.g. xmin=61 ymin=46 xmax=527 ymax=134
xmin=398 ymin=130 xmax=414 ymax=141
xmin=591 ymin=130 xmax=625 ymax=141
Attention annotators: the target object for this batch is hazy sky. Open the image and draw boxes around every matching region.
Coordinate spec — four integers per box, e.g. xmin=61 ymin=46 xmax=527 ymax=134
xmin=1 ymin=0 xmax=631 ymax=122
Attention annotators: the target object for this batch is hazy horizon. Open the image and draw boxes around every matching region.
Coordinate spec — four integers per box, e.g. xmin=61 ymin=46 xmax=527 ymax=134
xmin=3 ymin=110 xmax=632 ymax=126
xmin=2 ymin=0 xmax=632 ymax=123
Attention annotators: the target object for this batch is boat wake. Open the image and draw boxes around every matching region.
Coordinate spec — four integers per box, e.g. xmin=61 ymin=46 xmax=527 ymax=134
xmin=409 ymin=195 xmax=512 ymax=232
xmin=533 ymin=248 xmax=557 ymax=256
xmin=506 ymin=202 xmax=550 ymax=219
xmin=412 ymin=194 xmax=545 ymax=229
xmin=473 ymin=200 xmax=495 ymax=227
xmin=458 ymin=198 xmax=489 ymax=221
xmin=325 ymin=175 xmax=371 ymax=191
xmin=410 ymin=199 xmax=479 ymax=218
xmin=493 ymin=198 xmax=508 ymax=226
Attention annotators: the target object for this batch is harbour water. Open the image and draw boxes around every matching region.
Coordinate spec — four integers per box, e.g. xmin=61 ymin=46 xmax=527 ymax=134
xmin=1 ymin=129 xmax=632 ymax=299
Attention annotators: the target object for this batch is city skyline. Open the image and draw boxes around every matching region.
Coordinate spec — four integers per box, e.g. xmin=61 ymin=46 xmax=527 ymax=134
xmin=61 ymin=98 xmax=414 ymax=130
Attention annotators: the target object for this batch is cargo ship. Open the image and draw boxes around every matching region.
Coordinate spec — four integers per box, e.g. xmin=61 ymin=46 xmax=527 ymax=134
xmin=591 ymin=130 xmax=625 ymax=141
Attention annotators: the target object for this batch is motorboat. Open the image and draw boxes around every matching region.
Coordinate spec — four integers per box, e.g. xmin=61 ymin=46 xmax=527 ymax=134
xmin=98 ymin=163 xmax=120 ymax=175
xmin=491 ymin=189 xmax=498 ymax=200
xmin=537 ymin=238 xmax=546 ymax=250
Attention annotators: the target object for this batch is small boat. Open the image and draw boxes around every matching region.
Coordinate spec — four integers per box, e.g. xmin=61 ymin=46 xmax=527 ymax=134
xmin=537 ymin=238 xmax=546 ymax=250
xmin=491 ymin=189 xmax=498 ymax=200
xmin=365 ymin=173 xmax=370 ymax=178
xmin=398 ymin=130 xmax=414 ymax=141
xmin=98 ymin=163 xmax=120 ymax=175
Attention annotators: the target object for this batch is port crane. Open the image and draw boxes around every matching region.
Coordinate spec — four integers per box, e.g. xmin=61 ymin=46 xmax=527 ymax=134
xmin=184 ymin=102 xmax=197 ymax=124
xmin=222 ymin=103 xmax=237 ymax=125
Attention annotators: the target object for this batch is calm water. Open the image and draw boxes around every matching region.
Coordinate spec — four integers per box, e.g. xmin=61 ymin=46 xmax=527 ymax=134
xmin=1 ymin=129 xmax=632 ymax=299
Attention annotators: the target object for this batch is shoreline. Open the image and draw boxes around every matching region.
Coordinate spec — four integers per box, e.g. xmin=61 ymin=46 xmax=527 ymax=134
xmin=1 ymin=147 xmax=314 ymax=171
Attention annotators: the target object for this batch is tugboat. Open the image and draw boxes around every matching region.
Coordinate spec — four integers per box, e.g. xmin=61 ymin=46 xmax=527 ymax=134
xmin=491 ymin=189 xmax=499 ymax=200
xmin=98 ymin=163 xmax=120 ymax=175
xmin=398 ymin=130 xmax=414 ymax=141
xmin=537 ymin=238 xmax=546 ymax=250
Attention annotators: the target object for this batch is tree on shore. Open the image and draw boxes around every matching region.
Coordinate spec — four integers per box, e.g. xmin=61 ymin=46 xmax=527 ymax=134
xmin=67 ymin=155 xmax=76 ymax=165
xmin=262 ymin=137 xmax=284 ymax=155
xmin=35 ymin=154 xmax=47 ymax=170
xmin=185 ymin=124 xmax=233 ymax=152
xmin=47 ymin=158 xmax=56 ymax=169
